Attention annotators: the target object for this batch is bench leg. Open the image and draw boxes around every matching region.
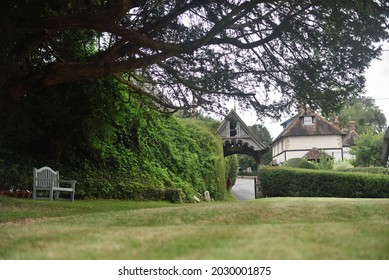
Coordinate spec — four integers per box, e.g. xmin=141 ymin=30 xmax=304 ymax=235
xmin=49 ymin=188 xmax=54 ymax=201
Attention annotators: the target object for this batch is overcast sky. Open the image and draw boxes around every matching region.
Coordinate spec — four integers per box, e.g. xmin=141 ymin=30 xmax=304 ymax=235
xmin=238 ymin=43 xmax=389 ymax=139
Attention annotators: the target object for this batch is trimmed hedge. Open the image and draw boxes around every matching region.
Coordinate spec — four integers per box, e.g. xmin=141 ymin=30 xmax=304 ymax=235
xmin=337 ymin=167 xmax=389 ymax=175
xmin=261 ymin=166 xmax=389 ymax=198
xmin=282 ymin=158 xmax=317 ymax=169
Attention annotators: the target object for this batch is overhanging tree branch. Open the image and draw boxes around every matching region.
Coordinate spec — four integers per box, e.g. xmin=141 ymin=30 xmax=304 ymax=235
xmin=112 ymin=73 xmax=192 ymax=112
xmin=1 ymin=0 xmax=388 ymax=117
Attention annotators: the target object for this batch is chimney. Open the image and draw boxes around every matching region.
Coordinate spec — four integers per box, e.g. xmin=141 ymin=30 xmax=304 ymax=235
xmin=333 ymin=115 xmax=340 ymax=129
xmin=349 ymin=121 xmax=357 ymax=132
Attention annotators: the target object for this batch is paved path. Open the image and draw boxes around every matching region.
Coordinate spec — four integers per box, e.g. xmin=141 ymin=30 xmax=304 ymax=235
xmin=230 ymin=178 xmax=255 ymax=200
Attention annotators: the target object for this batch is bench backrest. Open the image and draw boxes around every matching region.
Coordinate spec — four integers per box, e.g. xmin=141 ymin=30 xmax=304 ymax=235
xmin=33 ymin=166 xmax=60 ymax=188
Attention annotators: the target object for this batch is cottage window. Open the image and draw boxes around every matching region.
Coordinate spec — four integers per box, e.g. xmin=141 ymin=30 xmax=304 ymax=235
xmin=303 ymin=116 xmax=313 ymax=125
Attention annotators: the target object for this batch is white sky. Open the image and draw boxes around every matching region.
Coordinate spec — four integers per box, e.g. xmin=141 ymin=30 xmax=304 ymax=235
xmin=235 ymin=43 xmax=389 ymax=139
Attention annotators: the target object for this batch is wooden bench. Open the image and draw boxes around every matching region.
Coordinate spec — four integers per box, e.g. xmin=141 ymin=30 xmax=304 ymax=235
xmin=33 ymin=166 xmax=76 ymax=202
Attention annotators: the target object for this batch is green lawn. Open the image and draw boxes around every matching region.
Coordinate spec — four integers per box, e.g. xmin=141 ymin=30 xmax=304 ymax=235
xmin=0 ymin=196 xmax=388 ymax=259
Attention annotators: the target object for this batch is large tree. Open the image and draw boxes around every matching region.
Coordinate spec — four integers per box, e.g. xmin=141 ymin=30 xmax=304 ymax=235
xmin=239 ymin=123 xmax=272 ymax=170
xmin=351 ymin=130 xmax=384 ymax=166
xmin=1 ymin=0 xmax=388 ymax=117
xmin=338 ymin=97 xmax=387 ymax=133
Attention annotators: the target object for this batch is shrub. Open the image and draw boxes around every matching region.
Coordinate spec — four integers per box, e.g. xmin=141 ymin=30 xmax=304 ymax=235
xmin=351 ymin=131 xmax=383 ymax=167
xmin=282 ymin=158 xmax=317 ymax=169
xmin=313 ymin=158 xmax=333 ymax=170
xmin=261 ymin=166 xmax=389 ymax=198
xmin=225 ymin=155 xmax=239 ymax=185
xmin=0 ymin=159 xmax=32 ymax=191
xmin=333 ymin=160 xmax=354 ymax=171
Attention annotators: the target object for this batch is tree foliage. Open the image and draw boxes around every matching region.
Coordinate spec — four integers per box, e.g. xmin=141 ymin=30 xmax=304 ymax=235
xmin=238 ymin=123 xmax=273 ymax=169
xmin=1 ymin=0 xmax=388 ymax=117
xmin=225 ymin=154 xmax=239 ymax=185
xmin=0 ymin=78 xmax=125 ymax=160
xmin=249 ymin=124 xmax=273 ymax=164
xmin=351 ymin=130 xmax=384 ymax=166
xmin=338 ymin=97 xmax=387 ymax=133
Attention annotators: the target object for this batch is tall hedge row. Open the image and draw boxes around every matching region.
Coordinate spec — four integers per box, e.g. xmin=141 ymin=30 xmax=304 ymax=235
xmin=261 ymin=167 xmax=389 ymax=198
xmin=0 ymin=116 xmax=227 ymax=202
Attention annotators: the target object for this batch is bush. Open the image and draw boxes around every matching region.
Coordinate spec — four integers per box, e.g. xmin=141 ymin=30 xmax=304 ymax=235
xmin=261 ymin=166 xmax=389 ymax=198
xmin=336 ymin=166 xmax=389 ymax=175
xmin=351 ymin=131 xmax=383 ymax=167
xmin=333 ymin=160 xmax=354 ymax=171
xmin=313 ymin=158 xmax=333 ymax=170
xmin=282 ymin=158 xmax=317 ymax=169
xmin=0 ymin=159 xmax=32 ymax=191
xmin=225 ymin=155 xmax=239 ymax=185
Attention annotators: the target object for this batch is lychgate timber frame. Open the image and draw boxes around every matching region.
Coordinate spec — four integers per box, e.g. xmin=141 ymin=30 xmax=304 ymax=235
xmin=217 ymin=110 xmax=269 ymax=165
xmin=217 ymin=110 xmax=269 ymax=198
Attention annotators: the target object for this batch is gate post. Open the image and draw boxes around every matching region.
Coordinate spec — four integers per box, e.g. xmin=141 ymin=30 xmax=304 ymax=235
xmin=254 ymin=177 xmax=257 ymax=198
xmin=255 ymin=168 xmax=264 ymax=199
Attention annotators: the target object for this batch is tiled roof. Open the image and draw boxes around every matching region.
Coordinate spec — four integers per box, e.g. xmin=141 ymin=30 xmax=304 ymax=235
xmin=217 ymin=109 xmax=269 ymax=151
xmin=343 ymin=130 xmax=360 ymax=146
xmin=272 ymin=110 xmax=344 ymax=144
xmin=303 ymin=147 xmax=333 ymax=160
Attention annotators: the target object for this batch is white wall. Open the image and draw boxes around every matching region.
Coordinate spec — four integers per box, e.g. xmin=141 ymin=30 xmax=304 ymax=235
xmin=272 ymin=135 xmax=344 ymax=164
xmin=286 ymin=135 xmax=342 ymax=150
xmin=343 ymin=147 xmax=355 ymax=161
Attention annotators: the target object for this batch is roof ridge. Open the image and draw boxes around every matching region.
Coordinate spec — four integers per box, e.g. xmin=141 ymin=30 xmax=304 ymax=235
xmin=217 ymin=110 xmax=268 ymax=150
xmin=272 ymin=111 xmax=343 ymax=144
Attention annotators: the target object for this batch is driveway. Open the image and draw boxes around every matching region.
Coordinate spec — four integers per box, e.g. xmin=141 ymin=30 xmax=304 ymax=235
xmin=230 ymin=178 xmax=255 ymax=200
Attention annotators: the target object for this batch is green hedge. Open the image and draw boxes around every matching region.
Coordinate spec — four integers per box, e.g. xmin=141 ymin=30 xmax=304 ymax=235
xmin=0 ymin=161 xmax=182 ymax=202
xmin=225 ymin=154 xmax=239 ymax=185
xmin=282 ymin=158 xmax=317 ymax=169
xmin=261 ymin=167 xmax=389 ymax=198
xmin=0 ymin=115 xmax=226 ymax=202
xmin=337 ymin=167 xmax=389 ymax=175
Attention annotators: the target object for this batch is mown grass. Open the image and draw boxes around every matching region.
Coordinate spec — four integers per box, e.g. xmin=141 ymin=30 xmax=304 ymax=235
xmin=0 ymin=196 xmax=388 ymax=259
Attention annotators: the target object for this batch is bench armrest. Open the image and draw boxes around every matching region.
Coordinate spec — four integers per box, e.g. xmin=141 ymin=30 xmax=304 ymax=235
xmin=59 ymin=179 xmax=76 ymax=185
